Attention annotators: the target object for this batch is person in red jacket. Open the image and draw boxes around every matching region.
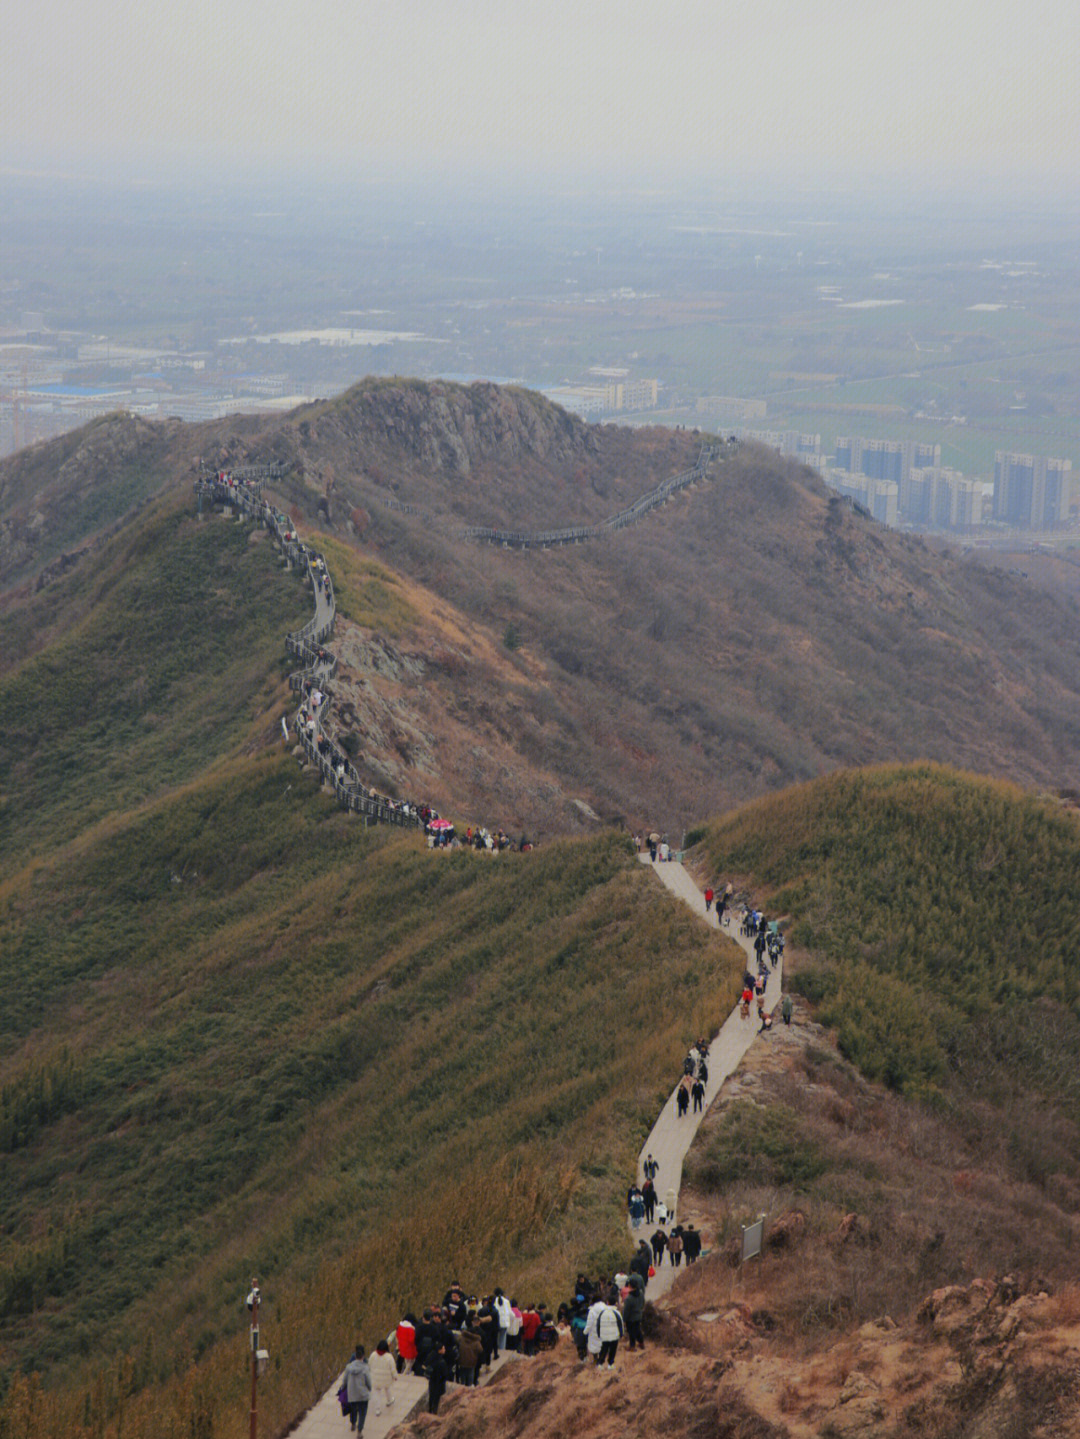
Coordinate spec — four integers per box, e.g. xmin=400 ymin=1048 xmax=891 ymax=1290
xmin=520 ymin=1303 xmax=542 ymax=1356
xmin=704 ymin=886 xmax=714 ymax=911
xmin=395 ymin=1314 xmax=418 ymax=1372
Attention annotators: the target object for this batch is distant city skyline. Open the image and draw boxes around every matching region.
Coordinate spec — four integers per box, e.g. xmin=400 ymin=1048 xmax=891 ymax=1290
xmin=5 ymin=0 xmax=1079 ymax=193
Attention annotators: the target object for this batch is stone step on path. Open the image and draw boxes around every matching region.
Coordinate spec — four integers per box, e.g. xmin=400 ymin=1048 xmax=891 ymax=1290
xmin=289 ymin=1349 xmax=521 ymax=1439
xmin=632 ymin=855 xmax=782 ymax=1301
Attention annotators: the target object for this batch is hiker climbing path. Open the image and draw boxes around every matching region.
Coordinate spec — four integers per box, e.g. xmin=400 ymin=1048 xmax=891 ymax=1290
xmin=196 ymin=467 xmax=422 ymax=827
xmin=634 ymin=856 xmax=783 ymax=1300
xmin=291 ymin=1349 xmax=520 ymax=1439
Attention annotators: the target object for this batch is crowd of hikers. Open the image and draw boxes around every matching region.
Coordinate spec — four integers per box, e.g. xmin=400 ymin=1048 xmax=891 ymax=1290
xmin=336 ymin=1238 xmax=704 ymax=1429
xmin=201 ymin=468 xmax=527 ymax=849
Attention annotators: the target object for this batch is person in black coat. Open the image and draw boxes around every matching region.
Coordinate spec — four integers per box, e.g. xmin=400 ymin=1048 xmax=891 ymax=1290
xmin=650 ymin=1226 xmax=668 ymax=1266
xmin=427 ymin=1344 xmax=451 ymax=1414
xmin=629 ymin=1242 xmax=651 ymax=1287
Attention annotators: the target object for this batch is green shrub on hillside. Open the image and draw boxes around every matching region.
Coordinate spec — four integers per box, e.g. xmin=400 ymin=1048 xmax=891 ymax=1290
xmin=0 ymin=492 xmax=303 ymax=862
xmin=691 ymin=763 xmax=1080 ymax=1111
xmin=0 ymin=753 xmax=745 ymax=1435
xmin=690 ymin=1100 xmax=829 ymax=1192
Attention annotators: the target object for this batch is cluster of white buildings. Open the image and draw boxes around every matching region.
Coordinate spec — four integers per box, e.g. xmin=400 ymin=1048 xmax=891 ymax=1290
xmin=737 ymin=426 xmax=1074 ymax=534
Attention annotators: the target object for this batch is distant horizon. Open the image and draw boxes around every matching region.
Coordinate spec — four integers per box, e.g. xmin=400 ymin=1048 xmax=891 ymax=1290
xmin=1 ymin=151 xmax=1077 ymax=217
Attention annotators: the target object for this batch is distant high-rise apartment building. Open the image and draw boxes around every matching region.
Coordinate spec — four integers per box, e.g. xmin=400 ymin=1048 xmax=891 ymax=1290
xmin=993 ymin=452 xmax=1074 ymax=528
xmin=835 ymin=438 xmax=941 ymax=519
xmin=604 ymin=378 xmax=658 ymax=411
xmin=825 ymin=470 xmax=898 ymax=528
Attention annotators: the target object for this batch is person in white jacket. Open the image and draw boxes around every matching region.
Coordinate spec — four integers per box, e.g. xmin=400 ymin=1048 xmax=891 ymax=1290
xmin=493 ymin=1290 xmax=513 ymax=1353
xmin=594 ymin=1300 xmax=624 ymax=1369
xmin=584 ymin=1298 xmax=605 ymax=1361
xmin=368 ymin=1341 xmax=397 ymax=1416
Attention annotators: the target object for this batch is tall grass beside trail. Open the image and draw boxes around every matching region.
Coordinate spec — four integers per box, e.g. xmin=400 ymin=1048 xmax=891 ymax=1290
xmin=0 ymin=759 xmax=745 ymax=1439
xmin=689 ymin=762 xmax=1080 ymax=1165
xmin=313 ymin=533 xmax=418 ymax=636
xmin=0 ymin=489 xmax=306 ymax=863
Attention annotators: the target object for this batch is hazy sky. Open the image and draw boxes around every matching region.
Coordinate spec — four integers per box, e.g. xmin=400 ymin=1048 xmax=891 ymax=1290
xmin=5 ymin=0 xmax=1077 ymax=192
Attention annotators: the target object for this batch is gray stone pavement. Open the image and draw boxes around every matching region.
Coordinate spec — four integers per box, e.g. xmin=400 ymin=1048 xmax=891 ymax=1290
xmin=288 ymin=1348 xmax=520 ymax=1439
xmin=284 ymin=858 xmax=781 ymax=1434
xmin=632 ymin=856 xmax=782 ymax=1299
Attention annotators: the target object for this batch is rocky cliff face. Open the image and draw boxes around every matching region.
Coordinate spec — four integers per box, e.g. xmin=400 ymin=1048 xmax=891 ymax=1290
xmin=303 ymin=379 xmax=597 ymax=479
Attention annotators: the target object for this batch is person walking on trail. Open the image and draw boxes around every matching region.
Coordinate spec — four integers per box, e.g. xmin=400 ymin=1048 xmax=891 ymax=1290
xmin=691 ymin=1077 xmax=705 ymax=1113
xmin=642 ymin=1177 xmax=657 ymax=1223
xmin=667 ymin=1230 xmax=684 ymax=1267
xmin=651 ymin=1224 xmax=668 ymax=1267
xmin=493 ymin=1289 xmax=513 ymax=1352
xmin=427 ymin=1343 xmax=451 ymax=1414
xmin=651 ymin=1224 xmax=668 ymax=1266
xmin=584 ymin=1295 xmax=606 ymax=1363
xmin=644 ymin=1153 xmax=659 ymax=1182
xmin=684 ymin=1226 xmax=702 ymax=1263
xmin=782 ymin=994 xmax=794 ymax=1025
xmin=369 ymin=1341 xmax=397 ymax=1414
xmin=704 ymin=885 xmax=714 ymax=912
xmin=591 ymin=1298 xmax=624 ymax=1370
xmin=629 ymin=1188 xmax=646 ymax=1229
xmin=343 ymin=1346 xmax=372 ymax=1433
xmin=629 ymin=1241 xmax=652 ymax=1288
xmin=455 ymin=1322 xmax=483 ymax=1387
xmin=754 ymin=927 xmax=767 ymax=966
xmin=623 ymin=1272 xmax=646 ymax=1351
xmin=741 ymin=986 xmax=752 ymax=1020
xmin=676 ymin=1083 xmax=690 ymax=1117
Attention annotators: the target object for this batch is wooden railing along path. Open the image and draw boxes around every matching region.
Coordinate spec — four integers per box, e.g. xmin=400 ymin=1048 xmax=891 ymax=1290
xmin=195 ymin=467 xmax=422 ymax=829
xmin=195 ymin=437 xmax=730 ymax=819
xmin=462 ymin=439 xmax=732 ymax=549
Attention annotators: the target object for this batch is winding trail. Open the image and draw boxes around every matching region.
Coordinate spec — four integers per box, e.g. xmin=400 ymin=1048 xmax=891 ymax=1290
xmin=633 ymin=856 xmax=783 ymax=1300
xmin=195 ymin=468 xmax=782 ymax=1428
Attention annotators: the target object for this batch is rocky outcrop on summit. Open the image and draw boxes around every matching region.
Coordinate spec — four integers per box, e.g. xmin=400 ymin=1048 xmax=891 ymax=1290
xmin=304 ymin=379 xmax=595 ymax=478
xmin=285 ymin=378 xmax=698 ymax=529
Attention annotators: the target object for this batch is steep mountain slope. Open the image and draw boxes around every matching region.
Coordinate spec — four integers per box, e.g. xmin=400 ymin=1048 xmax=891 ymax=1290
xmin=391 ymin=768 xmax=1080 ymax=1439
xmin=0 ymin=484 xmax=749 ymax=1439
xmin=7 ymin=380 xmax=1080 ymax=838
xmin=219 ymin=380 xmax=1080 ymax=830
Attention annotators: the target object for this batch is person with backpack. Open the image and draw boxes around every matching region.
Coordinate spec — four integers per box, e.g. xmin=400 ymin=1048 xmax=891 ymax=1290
xmin=594 ymin=1295 xmax=624 ymax=1370
xmin=343 ymin=1346 xmax=372 ymax=1433
xmin=569 ymin=1302 xmax=589 ymax=1360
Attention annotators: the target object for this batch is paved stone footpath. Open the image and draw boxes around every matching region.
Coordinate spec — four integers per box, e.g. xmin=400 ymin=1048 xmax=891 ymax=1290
xmin=632 ymin=856 xmax=782 ymax=1300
